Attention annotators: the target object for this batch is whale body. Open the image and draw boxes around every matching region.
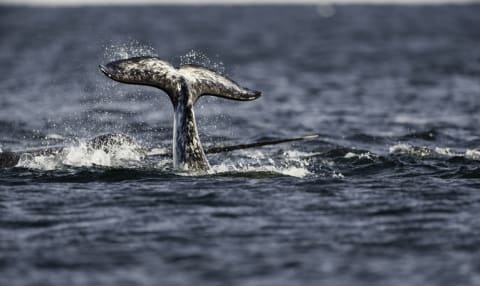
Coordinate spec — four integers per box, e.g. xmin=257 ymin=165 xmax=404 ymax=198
xmin=99 ymin=56 xmax=261 ymax=172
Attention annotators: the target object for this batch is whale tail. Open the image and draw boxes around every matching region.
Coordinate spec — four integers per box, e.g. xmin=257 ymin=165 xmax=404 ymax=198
xmin=99 ymin=56 xmax=261 ymax=172
xmin=178 ymin=64 xmax=261 ymax=102
xmin=99 ymin=56 xmax=261 ymax=104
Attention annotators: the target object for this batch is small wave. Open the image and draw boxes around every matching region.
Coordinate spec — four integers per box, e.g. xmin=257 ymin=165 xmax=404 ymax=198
xmin=207 ymin=149 xmax=332 ymax=178
xmin=389 ymin=143 xmax=436 ymax=157
xmin=389 ymin=143 xmax=480 ymax=161
xmin=344 ymin=151 xmax=375 ymax=160
xmin=465 ymin=149 xmax=480 ymax=160
xmin=210 ymin=163 xmax=311 ymax=178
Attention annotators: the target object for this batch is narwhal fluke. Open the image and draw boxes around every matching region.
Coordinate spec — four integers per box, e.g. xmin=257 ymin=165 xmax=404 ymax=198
xmin=99 ymin=56 xmax=261 ymax=172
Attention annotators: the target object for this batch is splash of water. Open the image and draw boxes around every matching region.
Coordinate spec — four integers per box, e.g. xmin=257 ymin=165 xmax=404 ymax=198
xmin=17 ymin=138 xmax=145 ymax=170
xmin=179 ymin=50 xmax=225 ymax=74
xmin=209 ymin=149 xmax=319 ymax=178
xmin=465 ymin=149 xmax=480 ymax=160
xmin=103 ymin=39 xmax=158 ymax=61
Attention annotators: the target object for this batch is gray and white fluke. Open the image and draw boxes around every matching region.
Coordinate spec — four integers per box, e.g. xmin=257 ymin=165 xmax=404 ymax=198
xmin=99 ymin=56 xmax=261 ymax=172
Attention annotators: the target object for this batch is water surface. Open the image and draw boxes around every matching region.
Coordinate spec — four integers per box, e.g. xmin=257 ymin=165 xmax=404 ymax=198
xmin=1 ymin=5 xmax=480 ymax=286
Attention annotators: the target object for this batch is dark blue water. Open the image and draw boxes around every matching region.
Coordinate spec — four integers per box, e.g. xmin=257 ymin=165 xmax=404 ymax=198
xmin=1 ymin=4 xmax=480 ymax=286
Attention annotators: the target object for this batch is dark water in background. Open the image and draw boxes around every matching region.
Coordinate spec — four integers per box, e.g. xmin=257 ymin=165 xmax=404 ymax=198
xmin=1 ymin=4 xmax=480 ymax=286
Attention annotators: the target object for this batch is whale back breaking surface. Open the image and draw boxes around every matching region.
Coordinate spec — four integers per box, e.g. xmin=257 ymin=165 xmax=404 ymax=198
xmin=100 ymin=56 xmax=261 ymax=172
xmin=0 ymin=152 xmax=20 ymax=168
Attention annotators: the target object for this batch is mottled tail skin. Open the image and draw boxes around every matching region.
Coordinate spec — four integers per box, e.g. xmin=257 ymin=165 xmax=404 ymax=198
xmin=100 ymin=56 xmax=261 ymax=173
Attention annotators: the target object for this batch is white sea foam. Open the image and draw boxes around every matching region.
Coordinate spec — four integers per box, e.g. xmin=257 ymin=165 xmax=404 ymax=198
xmin=63 ymin=142 xmax=143 ymax=167
xmin=210 ymin=162 xmax=312 ymax=178
xmin=389 ymin=143 xmax=434 ymax=157
xmin=17 ymin=139 xmax=144 ymax=170
xmin=389 ymin=143 xmax=414 ymax=154
xmin=465 ymin=149 xmax=480 ymax=160
xmin=239 ymin=149 xmax=267 ymax=160
xmin=344 ymin=151 xmax=374 ymax=159
xmin=283 ymin=150 xmax=322 ymax=158
xmin=14 ymin=141 xmax=318 ymax=177
xmin=389 ymin=143 xmax=480 ymax=160
xmin=433 ymin=147 xmax=456 ymax=157
xmin=208 ymin=149 xmax=323 ymax=178
xmin=332 ymin=171 xmax=344 ymax=179
xmin=17 ymin=153 xmax=60 ymax=171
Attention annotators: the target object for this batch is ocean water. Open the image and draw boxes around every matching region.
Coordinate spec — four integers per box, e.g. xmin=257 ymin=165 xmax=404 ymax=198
xmin=1 ymin=4 xmax=480 ymax=286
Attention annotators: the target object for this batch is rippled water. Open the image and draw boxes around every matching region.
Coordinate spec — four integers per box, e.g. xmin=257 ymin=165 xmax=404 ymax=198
xmin=1 ymin=4 xmax=480 ymax=286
